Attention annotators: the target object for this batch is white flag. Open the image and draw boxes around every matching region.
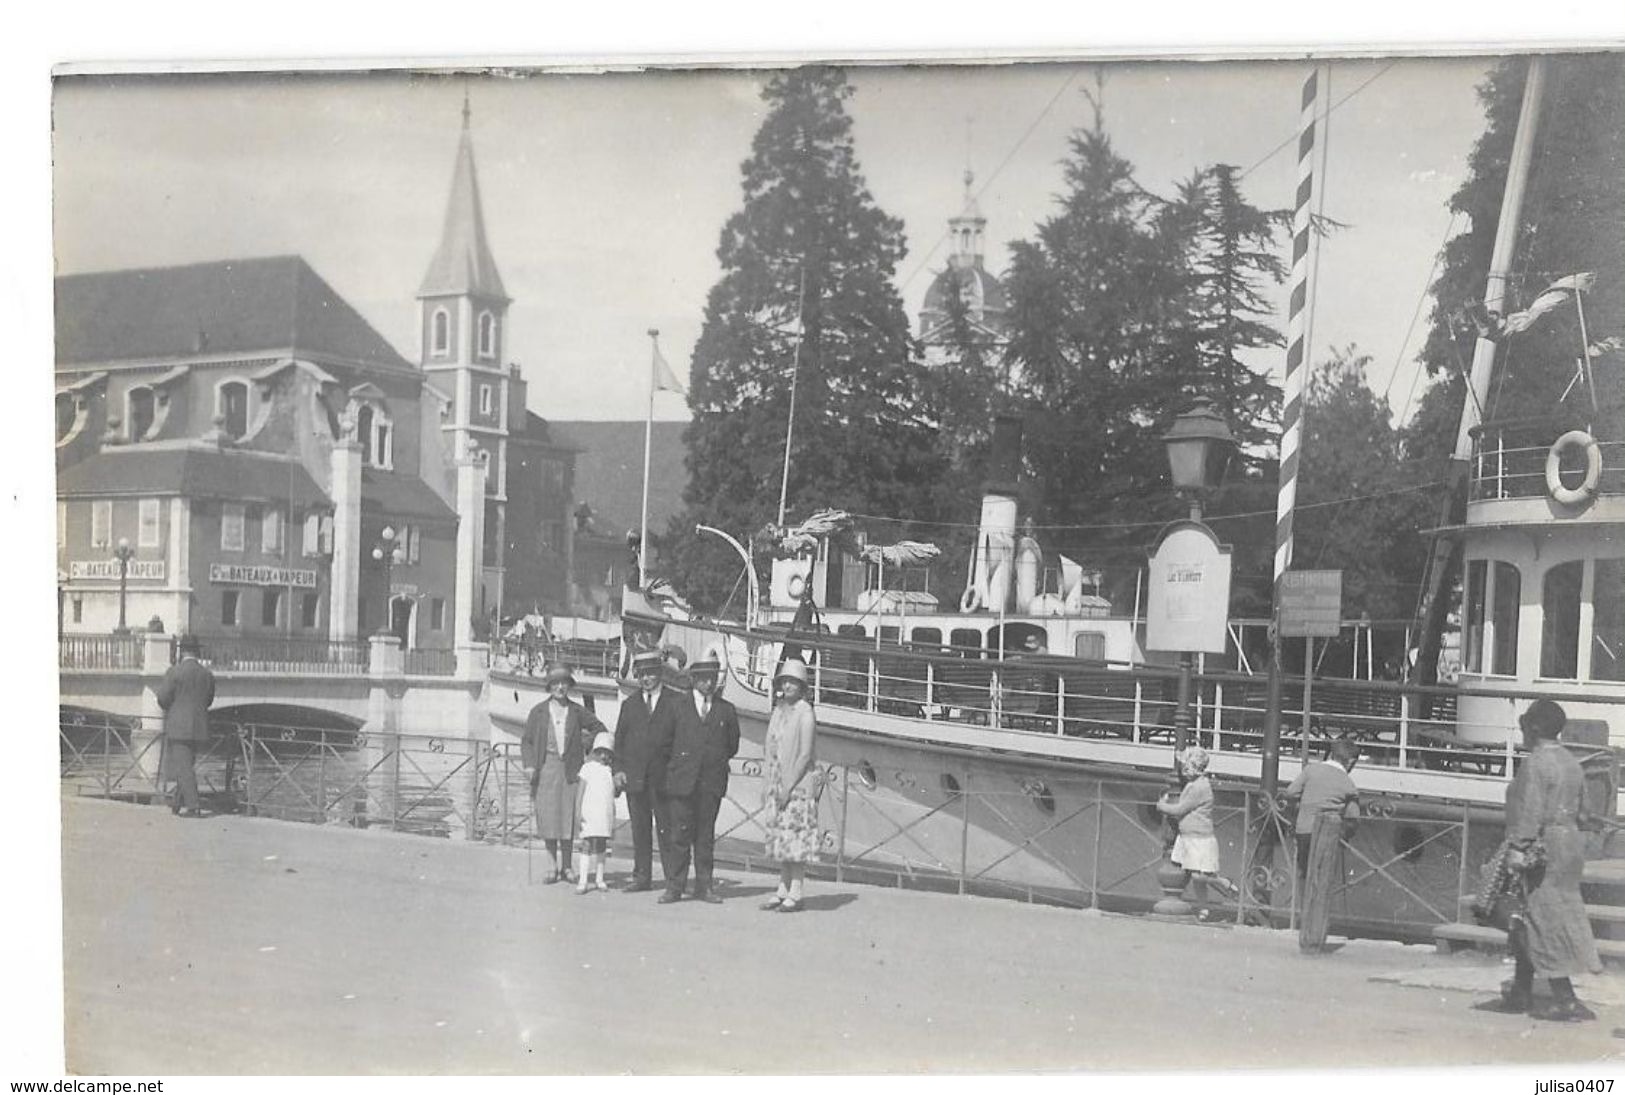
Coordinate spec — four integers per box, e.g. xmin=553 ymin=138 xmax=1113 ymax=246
xmin=652 ymin=341 xmax=686 ymax=396
xmin=1499 ymin=272 xmax=1595 ymax=336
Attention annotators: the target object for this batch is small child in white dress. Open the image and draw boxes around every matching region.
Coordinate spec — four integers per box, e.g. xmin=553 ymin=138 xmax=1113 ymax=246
xmin=1157 ymin=745 xmax=1238 ymax=921
xmin=574 ymin=733 xmax=618 ymax=893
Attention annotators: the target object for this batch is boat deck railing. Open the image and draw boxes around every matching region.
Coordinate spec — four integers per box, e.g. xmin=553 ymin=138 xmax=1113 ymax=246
xmin=489 ymin=636 xmax=620 ymax=680
xmin=1470 ymin=419 xmax=1625 ymax=501
xmin=697 ymin=622 xmax=1625 ymax=783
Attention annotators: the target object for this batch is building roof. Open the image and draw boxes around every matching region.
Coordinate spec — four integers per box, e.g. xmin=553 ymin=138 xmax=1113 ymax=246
xmin=55 ymin=255 xmax=413 ymax=370
xmin=509 ymin=410 xmax=579 ymax=453
xmin=920 ymin=265 xmax=1009 ymax=331
xmin=55 ymin=445 xmax=329 ymax=507
xmin=360 ymin=468 xmax=458 ymax=524
xmin=550 ymin=420 xmax=688 ymax=538
xmin=417 ymin=103 xmax=508 ymax=302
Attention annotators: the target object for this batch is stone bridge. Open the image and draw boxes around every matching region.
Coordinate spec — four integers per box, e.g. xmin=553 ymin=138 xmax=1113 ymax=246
xmin=59 ymin=631 xmax=491 ymax=779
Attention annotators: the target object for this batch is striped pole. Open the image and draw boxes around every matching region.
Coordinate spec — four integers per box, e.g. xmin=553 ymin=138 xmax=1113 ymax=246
xmin=1260 ymin=67 xmax=1320 ymax=800
xmin=1275 ymin=68 xmax=1319 ymax=584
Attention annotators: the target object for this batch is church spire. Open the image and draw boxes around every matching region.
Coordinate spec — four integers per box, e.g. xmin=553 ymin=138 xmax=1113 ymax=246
xmin=948 ymin=167 xmax=986 ymax=271
xmin=419 ymin=94 xmax=508 ymax=302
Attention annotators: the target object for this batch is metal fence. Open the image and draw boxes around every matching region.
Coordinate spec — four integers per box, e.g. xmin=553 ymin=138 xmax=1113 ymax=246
xmin=1471 ymin=422 xmax=1625 ymax=502
xmin=403 ymin=648 xmax=457 ymax=676
xmin=201 ymin=636 xmax=370 ymax=674
xmin=61 ymin=711 xmax=1550 ymax=944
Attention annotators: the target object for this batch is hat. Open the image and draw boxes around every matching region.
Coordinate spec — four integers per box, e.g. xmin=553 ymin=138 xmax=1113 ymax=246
xmin=544 ymin=664 xmax=575 ymax=687
xmin=690 ymin=654 xmax=722 ymax=677
xmin=1520 ymin=698 xmax=1566 ymax=739
xmin=591 ymin=732 xmax=614 ymax=754
xmin=775 ymin=658 xmax=809 ymax=687
xmin=631 ymin=650 xmax=664 ymax=676
xmin=663 ymin=644 xmax=688 ymax=669
xmin=1022 ymin=634 xmax=1043 ymax=651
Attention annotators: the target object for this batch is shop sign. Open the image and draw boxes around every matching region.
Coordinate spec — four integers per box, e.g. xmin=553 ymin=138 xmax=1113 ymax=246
xmin=208 ymin=563 xmax=318 ymax=588
xmin=70 ymin=560 xmax=165 ymax=581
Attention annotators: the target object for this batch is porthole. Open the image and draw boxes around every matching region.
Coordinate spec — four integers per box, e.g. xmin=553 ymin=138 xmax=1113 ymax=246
xmin=1021 ymin=777 xmax=1055 ymax=815
xmin=856 ymin=760 xmax=877 ymax=789
xmin=941 ymin=773 xmax=962 ymax=798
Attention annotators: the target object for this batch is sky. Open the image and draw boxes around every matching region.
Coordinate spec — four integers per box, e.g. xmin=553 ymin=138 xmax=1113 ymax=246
xmin=52 ymin=55 xmax=1495 ymax=426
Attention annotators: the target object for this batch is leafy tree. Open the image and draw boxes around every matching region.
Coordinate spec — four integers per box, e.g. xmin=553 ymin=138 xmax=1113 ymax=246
xmin=1298 ymin=346 xmax=1434 ymax=622
xmin=665 ymin=67 xmax=946 ymax=611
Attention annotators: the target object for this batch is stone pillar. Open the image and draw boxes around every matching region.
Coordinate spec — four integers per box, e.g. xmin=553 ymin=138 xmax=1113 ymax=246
xmin=133 ymin=631 xmax=175 ymax=792
xmin=328 ymin=434 xmax=364 ymax=641
xmin=167 ymin=498 xmax=192 ymax=635
xmin=453 ymin=441 xmax=487 ymax=649
xmin=363 ymin=632 xmax=405 ymax=827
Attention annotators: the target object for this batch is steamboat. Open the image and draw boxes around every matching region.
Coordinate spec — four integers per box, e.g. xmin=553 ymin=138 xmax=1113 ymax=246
xmin=488 ymin=57 xmax=1624 ymax=942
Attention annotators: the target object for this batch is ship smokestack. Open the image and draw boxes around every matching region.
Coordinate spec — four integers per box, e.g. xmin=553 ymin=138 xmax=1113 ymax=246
xmin=960 ymin=416 xmax=1022 ymax=614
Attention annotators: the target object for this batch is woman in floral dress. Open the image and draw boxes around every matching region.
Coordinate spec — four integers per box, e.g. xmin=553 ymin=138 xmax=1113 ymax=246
xmin=760 ymin=658 xmax=820 ymax=913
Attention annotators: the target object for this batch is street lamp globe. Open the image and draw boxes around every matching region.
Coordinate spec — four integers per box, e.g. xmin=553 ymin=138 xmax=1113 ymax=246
xmin=1162 ymin=398 xmax=1235 ymax=495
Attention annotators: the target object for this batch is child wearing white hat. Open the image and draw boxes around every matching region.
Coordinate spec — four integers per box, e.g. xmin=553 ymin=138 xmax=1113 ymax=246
xmin=574 ymin=733 xmax=618 ymax=893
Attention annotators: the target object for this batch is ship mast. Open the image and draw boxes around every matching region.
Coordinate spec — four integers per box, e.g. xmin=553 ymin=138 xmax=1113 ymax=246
xmin=1411 ymin=56 xmax=1548 ymax=692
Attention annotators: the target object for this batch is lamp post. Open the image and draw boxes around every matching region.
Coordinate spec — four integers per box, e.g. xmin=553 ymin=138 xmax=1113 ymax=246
xmin=1150 ymin=399 xmax=1234 ymax=919
xmin=370 ymin=525 xmax=403 ymax=638
xmin=111 ymin=537 xmax=136 ymax=634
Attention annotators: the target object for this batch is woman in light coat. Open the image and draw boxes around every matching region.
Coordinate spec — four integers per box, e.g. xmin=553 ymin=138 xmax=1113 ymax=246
xmin=760 ymin=658 xmax=820 ymax=913
xmin=522 ymin=664 xmax=606 ymax=885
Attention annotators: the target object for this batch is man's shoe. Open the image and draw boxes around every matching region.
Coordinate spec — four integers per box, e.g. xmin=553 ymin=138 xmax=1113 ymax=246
xmin=624 ymin=880 xmax=652 ymax=893
xmin=695 ymin=891 xmax=723 ymax=905
xmin=1472 ymin=986 xmax=1532 ymax=1014
xmin=1532 ymin=998 xmax=1596 ymax=1022
xmin=657 ymin=890 xmax=682 ymax=904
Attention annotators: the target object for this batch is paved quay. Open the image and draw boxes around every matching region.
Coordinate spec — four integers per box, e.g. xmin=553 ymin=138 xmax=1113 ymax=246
xmin=62 ymin=795 xmax=1625 ymax=1075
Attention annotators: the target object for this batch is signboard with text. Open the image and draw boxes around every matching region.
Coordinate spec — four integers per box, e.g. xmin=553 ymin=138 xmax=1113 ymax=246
xmin=1279 ymin=570 xmax=1343 ymax=638
xmin=70 ymin=559 xmax=165 ymax=581
xmin=1145 ymin=522 xmax=1233 ymax=654
xmin=208 ymin=563 xmax=318 ymax=589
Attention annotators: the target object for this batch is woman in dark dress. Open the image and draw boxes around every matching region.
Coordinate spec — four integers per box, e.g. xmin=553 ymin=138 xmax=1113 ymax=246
xmin=1475 ymin=699 xmax=1602 ymax=1021
xmin=522 ymin=665 xmax=607 ymax=884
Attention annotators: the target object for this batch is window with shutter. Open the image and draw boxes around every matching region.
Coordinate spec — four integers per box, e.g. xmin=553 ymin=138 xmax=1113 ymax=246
xmin=221 ymin=504 xmax=245 ymax=551
xmin=138 ymin=499 xmax=161 ymax=548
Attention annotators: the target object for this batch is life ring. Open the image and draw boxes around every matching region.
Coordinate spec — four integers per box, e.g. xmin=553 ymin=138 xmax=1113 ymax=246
xmin=960 ymin=587 xmax=984 ymax=613
xmin=1545 ymin=430 xmax=1602 ymax=505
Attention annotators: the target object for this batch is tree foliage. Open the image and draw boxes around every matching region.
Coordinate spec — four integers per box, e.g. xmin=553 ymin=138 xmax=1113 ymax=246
xmin=666 ymin=67 xmax=946 ymax=611
xmin=1410 ymin=53 xmax=1625 ymax=458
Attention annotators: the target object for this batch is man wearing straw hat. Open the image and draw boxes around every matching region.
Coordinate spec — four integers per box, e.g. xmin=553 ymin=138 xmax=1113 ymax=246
xmin=614 ymin=649 xmax=678 ymax=892
xmin=662 ymin=653 xmax=741 ymax=904
xmin=155 ymin=634 xmax=215 ymax=818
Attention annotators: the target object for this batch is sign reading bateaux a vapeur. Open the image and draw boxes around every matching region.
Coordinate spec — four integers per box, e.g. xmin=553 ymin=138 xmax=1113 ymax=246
xmin=208 ymin=563 xmax=318 ymax=588
xmin=70 ymin=559 xmax=166 ymax=581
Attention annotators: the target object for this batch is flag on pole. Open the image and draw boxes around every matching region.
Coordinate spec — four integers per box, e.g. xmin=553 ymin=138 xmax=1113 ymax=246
xmin=1488 ymin=272 xmax=1596 ymax=337
xmin=652 ymin=340 xmax=686 ymax=396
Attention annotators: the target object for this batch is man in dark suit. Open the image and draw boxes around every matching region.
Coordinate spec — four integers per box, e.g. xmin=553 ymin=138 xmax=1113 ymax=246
xmin=613 ymin=650 xmax=676 ymax=891
xmin=155 ymin=634 xmax=216 ymax=818
xmin=661 ymin=654 xmax=741 ymax=904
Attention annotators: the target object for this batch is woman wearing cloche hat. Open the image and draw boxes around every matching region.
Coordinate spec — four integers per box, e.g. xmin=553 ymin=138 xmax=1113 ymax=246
xmin=521 ymin=662 xmax=607 ymax=885
xmin=760 ymin=657 xmax=821 ymax=912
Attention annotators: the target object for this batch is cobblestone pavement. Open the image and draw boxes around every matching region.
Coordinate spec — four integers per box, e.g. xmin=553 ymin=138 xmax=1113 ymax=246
xmin=61 ymin=796 xmax=1625 ymax=1074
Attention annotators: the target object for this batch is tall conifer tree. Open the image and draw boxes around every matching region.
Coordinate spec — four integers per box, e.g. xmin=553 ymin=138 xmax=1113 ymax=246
xmin=667 ymin=67 xmax=943 ymax=610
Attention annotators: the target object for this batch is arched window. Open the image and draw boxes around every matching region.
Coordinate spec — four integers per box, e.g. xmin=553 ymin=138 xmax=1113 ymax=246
xmin=356 ymin=405 xmax=374 ymax=464
xmin=126 ymin=386 xmax=155 ymax=441
xmin=217 ymin=380 xmax=249 ymax=441
xmin=1464 ymin=559 xmax=1520 ymax=676
xmin=55 ymin=394 xmax=77 ymax=442
xmin=431 ymin=308 xmax=451 ymax=356
xmin=1541 ymin=561 xmax=1584 ymax=679
xmin=477 ymin=311 xmax=497 ymax=359
xmin=1594 ymin=558 xmax=1625 ymax=682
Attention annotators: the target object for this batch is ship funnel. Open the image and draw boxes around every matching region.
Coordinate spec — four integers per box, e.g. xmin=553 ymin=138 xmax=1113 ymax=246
xmin=960 ymin=416 xmax=1022 ymax=614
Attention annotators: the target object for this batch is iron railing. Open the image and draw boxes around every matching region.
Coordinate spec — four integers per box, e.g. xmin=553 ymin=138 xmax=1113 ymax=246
xmin=403 ymin=648 xmax=457 ymax=676
xmin=1470 ymin=420 xmax=1625 ymax=502
xmin=187 ymin=636 xmax=369 ymax=674
xmin=58 ymin=633 xmax=148 ymax=671
xmin=65 ymin=710 xmax=1574 ymax=944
